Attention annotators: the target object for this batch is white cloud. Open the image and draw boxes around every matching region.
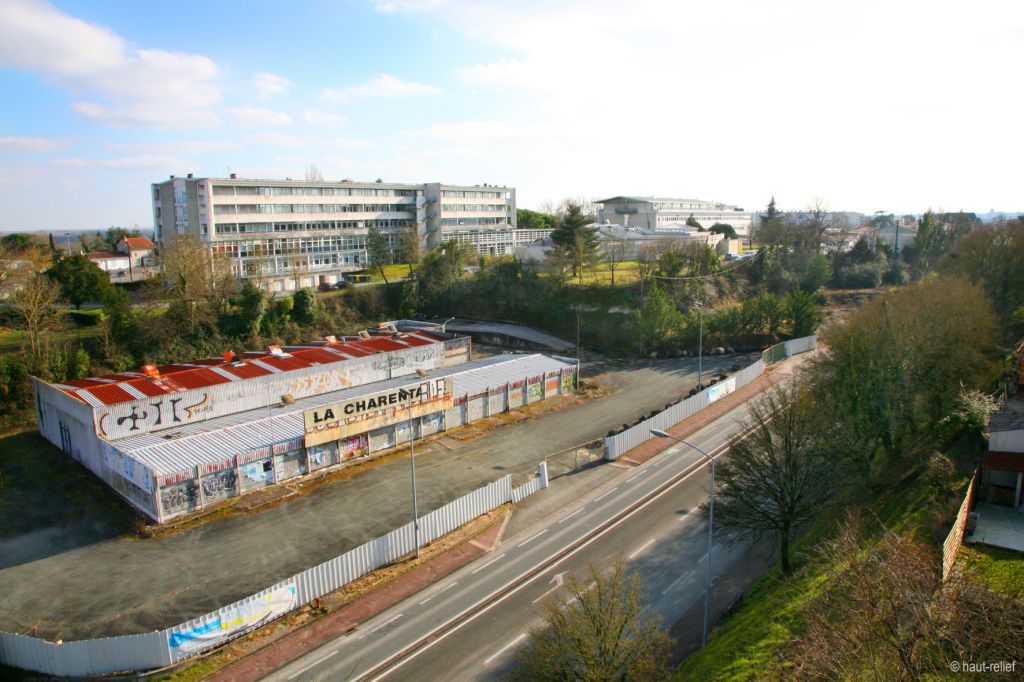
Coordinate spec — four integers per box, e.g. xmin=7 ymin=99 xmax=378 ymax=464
xmin=323 ymin=74 xmax=439 ymax=102
xmin=251 ymin=72 xmax=291 ymax=99
xmin=106 ymin=140 xmax=242 ymax=155
xmin=0 ymin=136 xmax=66 ymax=153
xmin=54 ymin=155 xmax=194 ymax=170
xmin=0 ymin=0 xmax=221 ymax=129
xmin=228 ymin=107 xmax=293 ymax=127
xmin=243 ymin=132 xmax=308 ymax=147
xmin=301 ymin=109 xmax=349 ymax=127
xmin=374 ymin=0 xmax=448 ymax=14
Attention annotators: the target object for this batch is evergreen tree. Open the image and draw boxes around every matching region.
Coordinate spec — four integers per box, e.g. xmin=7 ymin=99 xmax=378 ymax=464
xmin=549 ymin=202 xmax=598 ymax=277
xmin=47 ymin=254 xmax=111 ymax=309
xmin=686 ymin=214 xmax=704 ymax=230
xmin=366 ymin=225 xmax=391 ymax=283
xmin=291 ymin=287 xmax=319 ymax=325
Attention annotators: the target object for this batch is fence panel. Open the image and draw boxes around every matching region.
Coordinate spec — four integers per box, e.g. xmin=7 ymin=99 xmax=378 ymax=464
xmin=942 ymin=473 xmax=977 ymax=580
xmin=513 ymin=465 xmax=547 ymax=503
xmin=784 ymin=335 xmax=817 ymax=356
xmin=0 ymin=629 xmax=169 ymax=677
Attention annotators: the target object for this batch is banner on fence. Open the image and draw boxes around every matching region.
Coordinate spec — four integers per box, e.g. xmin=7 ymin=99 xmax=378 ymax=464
xmin=168 ymin=582 xmax=296 ymax=655
xmin=706 ymin=377 xmax=736 ymax=403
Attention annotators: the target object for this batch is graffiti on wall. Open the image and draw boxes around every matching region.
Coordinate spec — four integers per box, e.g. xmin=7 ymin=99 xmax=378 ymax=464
xmin=201 ymin=469 xmax=237 ymax=499
xmin=528 ymin=383 xmax=543 ymax=399
xmin=161 ymin=482 xmax=196 ymax=515
xmin=340 ymin=433 xmax=368 ymax=457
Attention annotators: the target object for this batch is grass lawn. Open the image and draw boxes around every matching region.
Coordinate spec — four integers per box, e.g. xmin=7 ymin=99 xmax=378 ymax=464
xmin=958 ymin=544 xmax=1024 ymax=598
xmin=0 ymin=311 xmax=105 ymax=353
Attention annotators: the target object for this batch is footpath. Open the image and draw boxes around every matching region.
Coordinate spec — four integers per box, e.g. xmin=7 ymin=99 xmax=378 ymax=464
xmin=196 ymin=352 xmax=810 ymax=681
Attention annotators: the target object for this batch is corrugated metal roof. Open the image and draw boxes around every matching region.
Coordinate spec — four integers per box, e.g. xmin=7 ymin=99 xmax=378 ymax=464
xmin=113 ymin=353 xmax=574 ymax=477
xmin=52 ymin=331 xmax=445 ymax=407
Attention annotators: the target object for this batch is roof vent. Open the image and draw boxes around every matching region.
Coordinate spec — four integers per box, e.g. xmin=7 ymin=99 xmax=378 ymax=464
xmin=268 ymin=344 xmax=293 ymax=358
xmin=281 ymin=394 xmax=295 ymax=406
xmin=325 ymin=335 xmax=338 ymax=345
xmin=358 ymin=330 xmax=371 ymax=339
xmin=222 ymin=350 xmax=235 ymax=363
xmin=142 ymin=364 xmax=161 ymax=379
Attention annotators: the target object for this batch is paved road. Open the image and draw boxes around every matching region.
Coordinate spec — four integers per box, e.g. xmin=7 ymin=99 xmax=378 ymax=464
xmin=0 ymin=355 xmax=748 ymax=640
xmin=265 ymin=395 xmax=756 ymax=682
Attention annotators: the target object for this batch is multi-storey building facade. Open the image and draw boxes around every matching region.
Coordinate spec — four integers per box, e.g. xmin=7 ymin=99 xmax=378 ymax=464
xmin=596 ymin=196 xmax=754 ymax=236
xmin=152 ymin=175 xmax=522 ymax=291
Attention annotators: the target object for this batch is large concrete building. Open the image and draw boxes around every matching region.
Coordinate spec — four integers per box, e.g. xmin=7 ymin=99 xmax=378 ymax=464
xmin=596 ymin=196 xmax=754 ymax=236
xmin=151 ymin=175 xmax=538 ymax=291
xmin=33 ymin=326 xmax=577 ymax=523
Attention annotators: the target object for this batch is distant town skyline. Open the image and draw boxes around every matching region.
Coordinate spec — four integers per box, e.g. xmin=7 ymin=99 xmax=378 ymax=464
xmin=1 ymin=0 xmax=1022 ymax=230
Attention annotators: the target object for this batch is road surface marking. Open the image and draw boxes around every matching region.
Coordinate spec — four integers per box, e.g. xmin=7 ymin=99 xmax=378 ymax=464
xmin=593 ymin=487 xmax=618 ymax=503
xmin=532 ymin=571 xmax=568 ymax=604
xmin=662 ymin=570 xmax=694 ymax=595
xmin=557 ymin=508 xmax=585 ymax=523
xmin=625 ymin=470 xmax=647 ymax=483
xmin=628 ymin=538 xmax=656 ymax=559
xmin=483 ymin=633 xmax=528 ymax=665
xmin=518 ymin=529 xmax=548 ymax=547
xmin=287 ymin=649 xmax=338 ymax=679
xmin=370 ymin=614 xmax=404 ymax=633
xmin=419 ymin=582 xmax=457 ymax=605
xmin=698 ymin=545 xmax=717 ymax=563
xmin=471 ymin=553 xmax=507 ymax=574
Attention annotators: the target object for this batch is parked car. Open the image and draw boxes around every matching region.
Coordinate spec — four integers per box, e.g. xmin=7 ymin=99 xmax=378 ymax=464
xmin=317 ymin=282 xmax=339 ymax=291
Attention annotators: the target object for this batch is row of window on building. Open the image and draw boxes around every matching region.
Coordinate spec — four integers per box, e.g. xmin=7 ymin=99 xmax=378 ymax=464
xmin=214 ymin=220 xmax=413 ymax=235
xmin=214 ymin=203 xmax=418 ymax=215
xmin=212 ymin=185 xmax=420 ymax=197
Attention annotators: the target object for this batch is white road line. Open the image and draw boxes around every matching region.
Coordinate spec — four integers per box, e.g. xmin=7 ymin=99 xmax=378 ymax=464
xmin=419 ymin=582 xmax=457 ymax=605
xmin=471 ymin=553 xmax=507 ymax=574
xmin=483 ymin=633 xmax=528 ymax=665
xmin=370 ymin=614 xmax=404 ymax=633
xmin=698 ymin=545 xmax=716 ymax=563
xmin=557 ymin=508 xmax=585 ymax=524
xmin=628 ymin=538 xmax=656 ymax=559
xmin=518 ymin=529 xmax=548 ymax=547
xmin=287 ymin=649 xmax=338 ymax=679
xmin=592 ymin=487 xmax=618 ymax=503
xmin=625 ymin=470 xmax=647 ymax=483
xmin=662 ymin=570 xmax=693 ymax=595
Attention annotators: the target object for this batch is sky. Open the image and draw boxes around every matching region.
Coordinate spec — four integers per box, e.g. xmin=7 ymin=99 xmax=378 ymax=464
xmin=0 ymin=0 xmax=1022 ymax=231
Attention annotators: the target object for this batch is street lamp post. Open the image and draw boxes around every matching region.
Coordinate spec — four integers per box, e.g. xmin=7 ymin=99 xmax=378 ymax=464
xmin=694 ymin=302 xmax=704 ymax=390
xmin=650 ymin=428 xmax=714 ymax=648
xmin=409 ymin=368 xmax=429 ymax=559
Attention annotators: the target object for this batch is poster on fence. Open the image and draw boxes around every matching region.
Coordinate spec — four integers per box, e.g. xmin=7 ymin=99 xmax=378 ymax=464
xmin=706 ymin=377 xmax=736 ymax=403
xmin=168 ymin=582 xmax=296 ymax=657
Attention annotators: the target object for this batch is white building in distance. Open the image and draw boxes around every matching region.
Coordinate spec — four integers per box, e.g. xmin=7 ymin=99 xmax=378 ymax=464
xmin=152 ymin=175 xmax=536 ymax=292
xmin=596 ymin=196 xmax=754 ymax=236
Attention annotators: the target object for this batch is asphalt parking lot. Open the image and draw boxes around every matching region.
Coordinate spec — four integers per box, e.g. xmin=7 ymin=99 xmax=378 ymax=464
xmin=0 ymin=354 xmax=749 ymax=640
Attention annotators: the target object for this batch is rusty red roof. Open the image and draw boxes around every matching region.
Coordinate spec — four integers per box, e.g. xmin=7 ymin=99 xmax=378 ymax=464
xmin=54 ymin=331 xmax=444 ymax=407
xmin=121 ymin=236 xmax=155 ymax=250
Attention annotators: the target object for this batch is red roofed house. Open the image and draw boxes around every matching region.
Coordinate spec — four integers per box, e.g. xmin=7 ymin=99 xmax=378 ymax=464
xmin=116 ymin=235 xmax=157 ymax=282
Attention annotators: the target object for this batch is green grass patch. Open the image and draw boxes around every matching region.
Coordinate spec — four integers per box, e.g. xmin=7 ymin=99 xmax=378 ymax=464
xmin=958 ymin=544 xmax=1024 ymax=598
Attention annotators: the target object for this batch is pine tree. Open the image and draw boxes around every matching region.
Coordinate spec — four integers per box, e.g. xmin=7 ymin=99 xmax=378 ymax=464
xmin=366 ymin=225 xmax=391 ymax=284
xmin=549 ymin=202 xmax=598 ymax=278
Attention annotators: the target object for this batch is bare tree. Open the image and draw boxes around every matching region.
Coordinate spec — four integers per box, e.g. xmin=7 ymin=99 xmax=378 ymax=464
xmin=513 ymin=560 xmax=673 ymax=681
xmin=305 ymin=164 xmax=325 ymax=182
xmin=161 ymin=234 xmax=235 ymax=330
xmin=709 ymin=380 xmax=836 ymax=572
xmin=9 ymin=274 xmax=62 ymax=356
xmin=602 ymin=238 xmax=628 ymax=286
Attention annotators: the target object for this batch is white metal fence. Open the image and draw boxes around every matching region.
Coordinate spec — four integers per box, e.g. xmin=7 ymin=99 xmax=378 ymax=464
xmin=0 ymin=465 xmax=549 ymax=677
xmin=604 ymin=336 xmax=816 ymax=460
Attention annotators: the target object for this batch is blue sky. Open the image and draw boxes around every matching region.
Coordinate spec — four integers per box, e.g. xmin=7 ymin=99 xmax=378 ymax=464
xmin=1 ymin=0 xmax=1022 ymax=230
